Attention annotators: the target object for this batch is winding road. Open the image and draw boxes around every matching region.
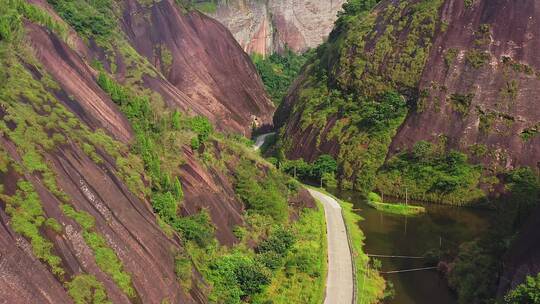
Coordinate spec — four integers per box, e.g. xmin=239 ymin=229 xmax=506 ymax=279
xmin=254 ymin=134 xmax=355 ymax=304
xmin=253 ymin=132 xmax=275 ymax=150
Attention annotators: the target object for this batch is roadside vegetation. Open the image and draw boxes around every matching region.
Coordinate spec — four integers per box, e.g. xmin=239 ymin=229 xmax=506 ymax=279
xmin=269 ymin=154 xmax=338 ymax=188
xmin=341 ymin=198 xmax=388 ymax=303
xmin=253 ymin=204 xmax=328 ymax=304
xmin=366 ymin=192 xmax=425 ymax=216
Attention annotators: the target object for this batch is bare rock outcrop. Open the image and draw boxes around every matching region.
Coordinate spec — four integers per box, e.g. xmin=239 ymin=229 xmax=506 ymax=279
xmin=209 ymin=0 xmax=346 ymax=55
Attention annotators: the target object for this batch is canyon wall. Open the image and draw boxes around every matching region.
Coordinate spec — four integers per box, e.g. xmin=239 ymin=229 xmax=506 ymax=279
xmin=209 ymin=0 xmax=346 ymax=56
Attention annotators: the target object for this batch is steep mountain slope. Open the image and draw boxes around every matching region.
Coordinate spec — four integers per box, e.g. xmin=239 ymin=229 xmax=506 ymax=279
xmin=121 ymin=0 xmax=275 ymax=134
xmin=0 ymin=0 xmax=320 ymax=303
xmin=207 ymin=0 xmax=346 ymax=56
xmin=275 ymin=0 xmax=540 ymax=201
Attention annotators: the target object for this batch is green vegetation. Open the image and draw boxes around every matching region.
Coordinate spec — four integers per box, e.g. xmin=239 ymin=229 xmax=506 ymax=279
xmin=0 ymin=0 xmax=67 ymax=42
xmin=188 ymin=0 xmax=218 ymax=13
xmin=1 ymin=180 xmax=65 ymax=276
xmin=47 ymin=0 xmax=114 ymax=40
xmin=449 ymin=93 xmax=475 ymax=115
xmin=235 ymin=159 xmax=290 ymax=223
xmin=444 ymin=48 xmax=459 ymax=67
xmin=1 ymin=1 xmax=330 ymax=303
xmin=62 ymin=204 xmax=136 ymax=298
xmin=502 ymin=56 xmax=536 ymax=75
xmin=465 ymin=49 xmax=490 ymax=69
xmin=376 ymin=141 xmax=485 ymax=205
xmin=96 ymin=66 xmax=329 ymax=303
xmin=67 ymin=274 xmax=111 ymax=304
xmin=279 ymin=154 xmax=338 ymax=186
xmin=97 ymin=71 xmax=224 ymax=249
xmin=277 ymin=0 xmax=445 ymax=193
xmin=254 ymin=205 xmax=327 ymax=304
xmin=252 ymin=49 xmax=312 ymax=105
xmin=521 ymin=123 xmax=539 ymax=141
xmin=505 ymin=272 xmax=540 ymax=304
xmin=0 ymin=23 xmax=134 ymax=302
xmin=449 ymin=167 xmax=539 ymax=303
xmin=366 ymin=192 xmax=426 ymax=216
xmin=189 ymin=205 xmax=325 ymax=303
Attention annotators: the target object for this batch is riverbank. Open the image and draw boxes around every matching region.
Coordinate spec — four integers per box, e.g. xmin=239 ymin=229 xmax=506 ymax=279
xmin=367 ymin=193 xmax=426 ymax=216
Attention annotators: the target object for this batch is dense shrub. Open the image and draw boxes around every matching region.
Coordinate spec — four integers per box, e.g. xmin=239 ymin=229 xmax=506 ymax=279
xmin=209 ymin=253 xmax=271 ymax=303
xmin=235 ymin=160 xmax=289 ymax=222
xmin=47 ymin=0 xmax=114 ymax=39
xmin=252 ymin=48 xmax=312 ymax=105
xmin=281 ymin=154 xmax=338 ymax=184
xmin=505 ymin=273 xmax=540 ymax=304
xmin=376 ymin=141 xmax=484 ymax=205
xmin=173 ymin=211 xmax=215 ymax=248
xmin=67 ymin=274 xmax=110 ymax=304
xmin=257 ymin=228 xmax=295 ymax=257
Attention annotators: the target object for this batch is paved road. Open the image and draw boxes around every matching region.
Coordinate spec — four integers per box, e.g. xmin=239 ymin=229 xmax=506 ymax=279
xmin=253 ymin=134 xmax=355 ymax=303
xmin=253 ymin=132 xmax=275 ymax=150
xmin=308 ymin=189 xmax=355 ymax=304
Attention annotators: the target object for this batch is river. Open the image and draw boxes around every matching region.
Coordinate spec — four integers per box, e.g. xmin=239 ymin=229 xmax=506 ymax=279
xmin=333 ymin=190 xmax=492 ymax=304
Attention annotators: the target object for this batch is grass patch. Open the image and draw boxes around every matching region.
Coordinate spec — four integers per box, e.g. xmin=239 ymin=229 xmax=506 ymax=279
xmin=62 ymin=204 xmax=136 ymax=298
xmin=66 ymin=274 xmax=111 ymax=304
xmin=366 ymin=192 xmax=426 ymax=216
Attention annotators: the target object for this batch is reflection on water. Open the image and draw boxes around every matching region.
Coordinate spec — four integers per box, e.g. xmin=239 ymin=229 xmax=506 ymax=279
xmin=334 ymin=190 xmax=492 ymax=304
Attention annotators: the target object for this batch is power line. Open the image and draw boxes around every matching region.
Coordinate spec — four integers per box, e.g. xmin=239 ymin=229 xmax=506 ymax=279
xmin=381 ymin=266 xmax=438 ymax=274
xmin=368 ymin=254 xmax=426 ymax=259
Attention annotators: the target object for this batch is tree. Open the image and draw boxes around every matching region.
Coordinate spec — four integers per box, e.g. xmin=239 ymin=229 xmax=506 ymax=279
xmin=257 ymin=228 xmax=295 ymax=256
xmin=171 ymin=110 xmax=181 ymax=130
xmin=173 ymin=177 xmax=183 ymax=201
xmin=152 ymin=192 xmax=178 ymax=221
xmin=312 ymin=154 xmax=337 ymax=179
xmin=190 ymin=115 xmax=213 ymax=142
xmin=505 ymin=273 xmax=540 ymax=304
xmin=322 ymin=172 xmax=337 ymax=188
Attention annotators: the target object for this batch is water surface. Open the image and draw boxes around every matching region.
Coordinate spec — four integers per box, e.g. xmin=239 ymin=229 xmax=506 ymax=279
xmin=334 ymin=190 xmax=492 ymax=304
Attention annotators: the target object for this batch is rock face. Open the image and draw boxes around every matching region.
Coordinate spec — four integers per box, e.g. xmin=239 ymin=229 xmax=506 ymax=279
xmin=276 ymin=0 xmax=540 ymax=184
xmin=209 ymin=0 xmax=346 ymax=56
xmin=497 ymin=205 xmax=540 ymax=297
xmin=122 ymin=0 xmax=275 ymax=134
xmin=390 ymin=0 xmax=540 ymax=170
xmin=0 ymin=0 xmax=276 ymax=302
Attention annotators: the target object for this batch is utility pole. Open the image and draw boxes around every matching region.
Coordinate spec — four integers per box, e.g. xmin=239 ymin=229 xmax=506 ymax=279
xmin=439 ymin=236 xmax=442 ymax=260
xmin=405 ymin=187 xmax=408 ymax=205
